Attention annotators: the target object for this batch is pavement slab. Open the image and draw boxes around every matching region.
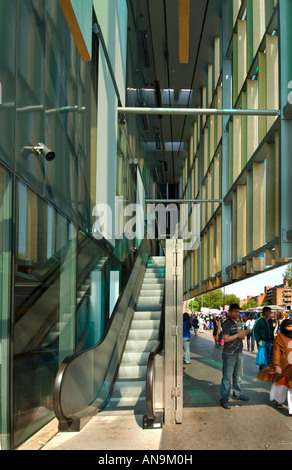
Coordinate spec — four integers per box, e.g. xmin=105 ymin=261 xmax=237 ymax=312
xmin=26 ymin=329 xmax=292 ymax=452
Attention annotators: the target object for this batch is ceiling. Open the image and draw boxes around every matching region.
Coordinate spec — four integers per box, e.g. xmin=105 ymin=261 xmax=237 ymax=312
xmin=126 ymin=0 xmax=223 ymax=186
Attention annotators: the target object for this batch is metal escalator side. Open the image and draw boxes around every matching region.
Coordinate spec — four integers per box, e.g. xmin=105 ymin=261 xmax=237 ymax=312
xmin=104 ymin=256 xmax=165 ymax=416
xmin=53 ymin=238 xmax=154 ymax=431
xmin=144 ymin=239 xmax=184 ymax=428
xmin=143 ymin=290 xmax=165 ymax=428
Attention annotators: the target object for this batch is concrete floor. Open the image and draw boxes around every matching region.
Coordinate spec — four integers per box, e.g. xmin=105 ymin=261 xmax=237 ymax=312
xmin=22 ymin=330 xmax=292 ymax=451
xmin=160 ymin=330 xmax=292 ymax=451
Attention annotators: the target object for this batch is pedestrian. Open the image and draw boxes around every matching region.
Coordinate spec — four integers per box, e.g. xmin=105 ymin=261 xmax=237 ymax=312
xmin=183 ymin=311 xmax=191 ymax=364
xmin=213 ymin=316 xmax=222 ymax=348
xmin=198 ymin=316 xmax=204 ymax=333
xmin=253 ymin=306 xmax=274 ymax=370
xmin=192 ymin=315 xmax=199 ymax=336
xmin=257 ymin=319 xmax=292 ymax=414
xmin=246 ymin=313 xmax=256 ymax=352
xmin=274 ymin=312 xmax=286 ymax=335
xmin=220 ymin=304 xmax=249 ymax=409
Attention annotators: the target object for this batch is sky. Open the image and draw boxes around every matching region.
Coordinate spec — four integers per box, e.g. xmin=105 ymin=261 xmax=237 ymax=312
xmin=223 ymin=264 xmax=289 ymax=300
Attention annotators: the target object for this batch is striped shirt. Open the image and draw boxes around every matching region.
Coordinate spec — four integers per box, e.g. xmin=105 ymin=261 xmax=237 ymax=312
xmin=222 ymin=317 xmax=244 ymax=354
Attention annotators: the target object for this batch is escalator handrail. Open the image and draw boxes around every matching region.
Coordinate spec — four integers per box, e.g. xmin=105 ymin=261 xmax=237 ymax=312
xmin=53 ymin=238 xmax=153 ymax=426
xmin=145 ymin=288 xmax=165 ymax=421
xmin=15 ymin=235 xmax=98 ymax=321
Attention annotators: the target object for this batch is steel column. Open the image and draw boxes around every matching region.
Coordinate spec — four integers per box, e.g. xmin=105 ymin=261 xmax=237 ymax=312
xmin=279 ymin=0 xmax=292 ymax=258
xmin=221 ymin=0 xmax=232 ymax=283
xmin=164 ymin=239 xmax=183 ymax=425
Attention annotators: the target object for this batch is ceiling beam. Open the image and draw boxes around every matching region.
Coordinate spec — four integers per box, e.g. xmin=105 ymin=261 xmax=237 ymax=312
xmin=178 ymin=0 xmax=190 ymax=64
xmin=118 ymin=107 xmax=280 ymax=116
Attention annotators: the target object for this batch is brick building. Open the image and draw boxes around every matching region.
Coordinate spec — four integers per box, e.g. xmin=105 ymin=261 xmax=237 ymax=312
xmin=241 ymin=280 xmax=292 ymax=309
xmin=266 ymin=279 xmax=292 ymax=308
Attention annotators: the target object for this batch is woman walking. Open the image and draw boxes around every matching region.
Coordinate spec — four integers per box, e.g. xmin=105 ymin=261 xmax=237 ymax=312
xmin=257 ymin=319 xmax=292 ymax=413
xmin=183 ymin=312 xmax=191 ymax=364
xmin=213 ymin=316 xmax=222 ymax=348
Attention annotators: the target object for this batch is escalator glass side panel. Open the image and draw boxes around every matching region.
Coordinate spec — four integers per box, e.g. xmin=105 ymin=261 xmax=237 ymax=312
xmin=13 ymin=179 xmax=123 ymax=446
xmin=53 ymin=238 xmax=154 ymax=427
xmin=13 ymin=181 xmax=76 ymax=447
xmin=0 ymin=165 xmax=12 ymax=450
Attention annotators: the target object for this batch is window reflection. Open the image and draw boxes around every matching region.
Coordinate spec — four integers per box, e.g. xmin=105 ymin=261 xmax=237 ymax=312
xmin=13 ymin=177 xmax=123 ymax=447
xmin=0 ymin=164 xmax=12 ymax=450
xmin=13 ymin=179 xmax=76 ymax=447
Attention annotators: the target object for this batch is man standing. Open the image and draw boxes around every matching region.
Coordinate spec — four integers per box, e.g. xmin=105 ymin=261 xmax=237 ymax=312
xmin=253 ymin=306 xmax=274 ymax=370
xmin=198 ymin=315 xmax=204 ymax=333
xmin=220 ymin=304 xmax=249 ymax=409
xmin=183 ymin=312 xmax=191 ymax=364
xmin=192 ymin=315 xmax=199 ymax=335
xmin=246 ymin=313 xmax=256 ymax=352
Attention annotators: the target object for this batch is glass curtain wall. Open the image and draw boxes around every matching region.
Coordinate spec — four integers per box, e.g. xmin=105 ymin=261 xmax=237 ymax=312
xmin=0 ymin=0 xmax=119 ymax=449
xmin=0 ymin=165 xmax=12 ymax=451
xmin=13 ymin=179 xmax=77 ymax=447
xmin=12 ymin=176 xmax=123 ymax=448
xmin=0 ymin=0 xmax=133 ymax=449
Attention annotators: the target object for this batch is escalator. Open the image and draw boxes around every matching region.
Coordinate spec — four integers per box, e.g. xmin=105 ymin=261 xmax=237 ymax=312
xmin=53 ymin=238 xmax=166 ymax=431
xmin=53 ymin=238 xmax=184 ymax=432
xmin=13 ymin=235 xmax=102 ymax=354
xmin=12 ymin=232 xmax=117 ymax=446
xmin=104 ymin=256 xmax=165 ymax=416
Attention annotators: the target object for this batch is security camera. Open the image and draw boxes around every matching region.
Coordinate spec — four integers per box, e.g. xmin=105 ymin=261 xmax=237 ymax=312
xmin=119 ymin=113 xmax=126 ymax=125
xmin=33 ymin=143 xmax=56 ymax=161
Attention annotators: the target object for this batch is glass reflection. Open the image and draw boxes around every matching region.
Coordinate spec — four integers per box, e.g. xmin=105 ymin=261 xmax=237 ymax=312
xmin=15 ymin=0 xmax=45 ymax=194
xmin=0 ymin=0 xmax=16 ymax=168
xmin=13 ymin=178 xmax=123 ymax=447
xmin=44 ymin=3 xmax=91 ymax=230
xmin=13 ymin=180 xmax=76 ymax=447
xmin=0 ymin=164 xmax=12 ymax=450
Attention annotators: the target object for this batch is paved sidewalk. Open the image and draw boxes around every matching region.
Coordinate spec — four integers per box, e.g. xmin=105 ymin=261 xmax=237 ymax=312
xmin=160 ymin=330 xmax=292 ymax=450
xmin=37 ymin=330 xmax=292 ymax=451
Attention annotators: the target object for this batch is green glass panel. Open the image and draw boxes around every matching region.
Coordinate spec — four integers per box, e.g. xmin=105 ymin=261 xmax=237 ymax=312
xmin=0 ymin=0 xmax=16 ymax=169
xmin=0 ymin=164 xmax=12 ymax=450
xmin=13 ymin=179 xmax=77 ymax=447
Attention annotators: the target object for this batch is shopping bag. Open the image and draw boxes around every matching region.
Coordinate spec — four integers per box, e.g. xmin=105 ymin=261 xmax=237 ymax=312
xmin=255 ymin=346 xmax=268 ymax=368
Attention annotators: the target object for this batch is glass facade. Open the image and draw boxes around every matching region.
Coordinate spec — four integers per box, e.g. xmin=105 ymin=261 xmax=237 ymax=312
xmin=0 ymin=0 xmax=129 ymax=449
xmin=13 ymin=180 xmax=76 ymax=446
xmin=0 ymin=0 xmax=95 ymax=228
xmin=12 ymin=179 xmax=122 ymax=447
xmin=0 ymin=166 xmax=12 ymax=450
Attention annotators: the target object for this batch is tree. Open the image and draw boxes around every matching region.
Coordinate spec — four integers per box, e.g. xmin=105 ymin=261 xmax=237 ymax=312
xmin=195 ymin=289 xmax=223 ymax=310
xmin=188 ymin=300 xmax=199 ymax=312
xmin=193 ymin=290 xmax=241 ymax=311
xmin=241 ymin=299 xmax=258 ymax=310
xmin=224 ymin=293 xmax=241 ymax=307
xmin=283 ymin=264 xmax=292 ymax=286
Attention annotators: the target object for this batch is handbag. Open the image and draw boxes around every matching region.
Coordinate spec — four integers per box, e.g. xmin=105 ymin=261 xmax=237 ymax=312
xmin=255 ymin=346 xmax=268 ymax=368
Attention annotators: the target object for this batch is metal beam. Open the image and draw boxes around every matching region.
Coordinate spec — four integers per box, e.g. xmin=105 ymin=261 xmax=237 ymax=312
xmin=279 ymin=0 xmax=292 ymax=258
xmin=178 ymin=0 xmax=190 ymax=64
xmin=146 ymin=199 xmax=221 ymax=203
xmin=221 ymin=0 xmax=232 ymax=284
xmin=164 ymin=239 xmax=183 ymax=425
xmin=118 ymin=107 xmax=280 ymax=117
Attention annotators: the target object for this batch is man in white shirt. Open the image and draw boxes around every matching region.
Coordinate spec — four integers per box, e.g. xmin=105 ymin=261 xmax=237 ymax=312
xmin=246 ymin=314 xmax=256 ymax=352
xmin=198 ymin=316 xmax=205 ymax=333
